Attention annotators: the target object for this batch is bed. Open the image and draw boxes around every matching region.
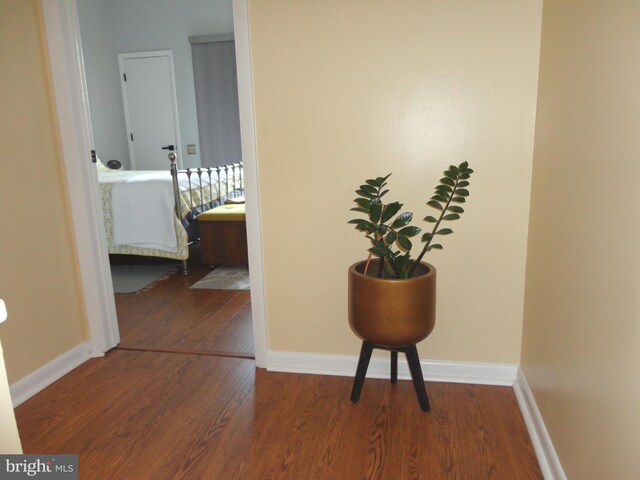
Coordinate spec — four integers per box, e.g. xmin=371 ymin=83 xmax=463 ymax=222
xmin=97 ymin=155 xmax=243 ymax=275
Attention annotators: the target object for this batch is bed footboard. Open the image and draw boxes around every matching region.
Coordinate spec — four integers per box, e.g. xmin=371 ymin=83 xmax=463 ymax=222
xmin=167 ymin=150 xmax=244 ymax=274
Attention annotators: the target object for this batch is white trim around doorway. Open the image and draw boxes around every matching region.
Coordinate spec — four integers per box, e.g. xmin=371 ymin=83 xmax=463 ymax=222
xmin=40 ymin=0 xmax=269 ymax=367
xmin=233 ymin=0 xmax=269 ymax=366
xmin=41 ymin=0 xmax=119 ymax=356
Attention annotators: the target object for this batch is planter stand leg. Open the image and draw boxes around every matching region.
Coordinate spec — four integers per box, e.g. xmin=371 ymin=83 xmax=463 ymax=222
xmin=390 ymin=351 xmax=398 ymax=384
xmin=350 ymin=341 xmax=374 ymax=403
xmin=405 ymin=345 xmax=430 ymax=412
xmin=351 ymin=342 xmax=430 ymax=412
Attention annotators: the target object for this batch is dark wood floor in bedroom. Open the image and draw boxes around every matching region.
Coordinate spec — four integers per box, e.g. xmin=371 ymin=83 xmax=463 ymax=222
xmin=111 ymin=245 xmax=254 ymax=358
xmin=15 ymin=349 xmax=543 ymax=479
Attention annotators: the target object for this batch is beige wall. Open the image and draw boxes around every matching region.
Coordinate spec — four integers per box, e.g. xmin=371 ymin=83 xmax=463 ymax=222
xmin=0 ymin=0 xmax=87 ymax=384
xmin=522 ymin=0 xmax=640 ymax=478
xmin=249 ymin=0 xmax=542 ymax=363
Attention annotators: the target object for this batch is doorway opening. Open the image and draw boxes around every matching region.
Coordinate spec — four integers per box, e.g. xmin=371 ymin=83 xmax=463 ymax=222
xmin=41 ymin=0 xmax=268 ymax=365
xmin=76 ymin=0 xmax=253 ymax=360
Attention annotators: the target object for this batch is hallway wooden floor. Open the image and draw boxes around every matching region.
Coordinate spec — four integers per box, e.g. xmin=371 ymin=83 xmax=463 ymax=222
xmin=112 ymin=247 xmax=254 ymax=358
xmin=15 ymin=350 xmax=542 ymax=479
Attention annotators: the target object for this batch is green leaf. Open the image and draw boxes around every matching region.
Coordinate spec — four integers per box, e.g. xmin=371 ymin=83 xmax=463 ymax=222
xmin=442 ymin=213 xmax=460 ymax=220
xmin=397 ymin=235 xmax=412 ymax=251
xmin=354 ymin=221 xmax=376 ymax=233
xmin=369 ymin=246 xmax=391 ymax=257
xmin=459 ymin=173 xmax=470 ymax=180
xmin=385 ymin=231 xmax=397 ymax=244
xmin=379 ymin=189 xmax=389 ymax=198
xmin=391 ymin=212 xmax=413 ymax=228
xmin=370 ymin=198 xmax=382 ymax=223
xmin=427 ymin=200 xmax=443 ymax=210
xmin=447 ymin=205 xmax=464 ymax=213
xmin=429 ymin=244 xmax=443 ymax=250
xmin=449 ymin=165 xmax=459 ymax=175
xmin=455 ymin=188 xmax=469 ymax=196
xmin=355 ymin=198 xmax=371 ymax=210
xmin=459 ymin=161 xmax=468 ymax=170
xmin=399 ymin=226 xmax=421 ymax=237
xmin=377 ymin=224 xmax=388 ymax=234
xmin=349 ymin=220 xmax=373 ymax=233
xmin=382 ymin=202 xmax=402 ymax=223
xmin=394 ymin=254 xmax=410 ymax=278
xmin=359 ymin=184 xmax=377 ymax=194
xmin=465 ymin=168 xmax=474 ymax=174
xmin=423 ymin=215 xmax=438 ymax=222
xmin=394 ymin=252 xmax=414 ymax=278
xmin=366 ymin=179 xmax=380 ymax=187
xmin=371 ymin=238 xmax=386 ymax=249
xmin=444 ymin=170 xmax=457 ymax=180
xmin=437 ymin=228 xmax=453 ymax=235
xmin=451 ymin=196 xmax=466 ymax=203
xmin=356 ymin=189 xmax=375 ymax=199
xmin=350 ymin=207 xmax=369 ymax=213
xmin=435 ymin=184 xmax=453 ymax=193
xmin=375 ymin=173 xmax=392 ymax=185
xmin=421 ymin=232 xmax=433 ymax=242
xmin=457 ymin=181 xmax=469 ymax=187
xmin=431 ymin=194 xmax=449 ymax=203
xmin=440 ymin=177 xmax=455 ymax=186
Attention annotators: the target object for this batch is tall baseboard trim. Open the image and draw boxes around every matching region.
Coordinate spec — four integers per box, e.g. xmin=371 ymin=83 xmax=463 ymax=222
xmin=10 ymin=342 xmax=91 ymax=408
xmin=513 ymin=367 xmax=566 ymax=480
xmin=267 ymin=350 xmax=518 ymax=386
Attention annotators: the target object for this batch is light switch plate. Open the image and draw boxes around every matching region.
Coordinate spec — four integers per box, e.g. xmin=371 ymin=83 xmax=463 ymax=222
xmin=187 ymin=144 xmax=196 ymax=155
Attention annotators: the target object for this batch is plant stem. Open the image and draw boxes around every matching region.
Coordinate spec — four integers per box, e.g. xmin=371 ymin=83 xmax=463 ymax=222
xmin=377 ymin=241 xmax=385 ymax=277
xmin=408 ymin=176 xmax=460 ymax=277
xmin=363 ymin=252 xmax=373 ymax=276
xmin=386 ymin=260 xmax=399 ymax=278
xmin=376 ymin=192 xmax=386 ymax=278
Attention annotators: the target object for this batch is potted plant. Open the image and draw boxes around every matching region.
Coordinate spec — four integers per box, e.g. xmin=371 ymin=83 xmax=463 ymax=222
xmin=347 ymin=162 xmax=473 ymax=411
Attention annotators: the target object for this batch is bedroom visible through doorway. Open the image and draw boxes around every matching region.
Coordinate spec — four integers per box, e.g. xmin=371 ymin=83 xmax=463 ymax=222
xmin=75 ymin=0 xmax=254 ymax=360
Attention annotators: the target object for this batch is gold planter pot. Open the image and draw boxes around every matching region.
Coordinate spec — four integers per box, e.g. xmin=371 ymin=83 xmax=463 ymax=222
xmin=348 ymin=260 xmax=437 ymax=347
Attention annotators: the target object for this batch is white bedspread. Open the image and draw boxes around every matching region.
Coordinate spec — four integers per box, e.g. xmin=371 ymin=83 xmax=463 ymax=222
xmin=111 ymin=172 xmax=178 ymax=252
xmin=99 ymin=168 xmax=231 ymax=255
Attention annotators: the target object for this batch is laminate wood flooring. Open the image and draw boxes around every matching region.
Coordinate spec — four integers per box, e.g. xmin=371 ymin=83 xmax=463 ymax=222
xmin=112 ymin=250 xmax=254 ymax=358
xmin=15 ymin=350 xmax=542 ymax=479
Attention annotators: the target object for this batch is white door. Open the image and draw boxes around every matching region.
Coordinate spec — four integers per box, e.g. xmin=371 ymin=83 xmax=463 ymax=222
xmin=119 ymin=51 xmax=181 ymax=170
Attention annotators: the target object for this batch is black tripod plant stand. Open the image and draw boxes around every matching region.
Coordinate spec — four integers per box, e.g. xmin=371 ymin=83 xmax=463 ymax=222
xmin=350 ymin=341 xmax=431 ymax=412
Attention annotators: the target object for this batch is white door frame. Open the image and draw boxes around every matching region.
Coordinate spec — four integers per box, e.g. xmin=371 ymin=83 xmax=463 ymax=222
xmin=118 ymin=50 xmax=183 ymax=169
xmin=40 ymin=0 xmax=269 ymax=367
xmin=41 ymin=0 xmax=119 ymax=357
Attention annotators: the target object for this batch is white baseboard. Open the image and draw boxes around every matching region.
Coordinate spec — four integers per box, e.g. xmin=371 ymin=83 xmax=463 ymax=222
xmin=513 ymin=367 xmax=566 ymax=480
xmin=267 ymin=350 xmax=518 ymax=386
xmin=10 ymin=342 xmax=91 ymax=407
